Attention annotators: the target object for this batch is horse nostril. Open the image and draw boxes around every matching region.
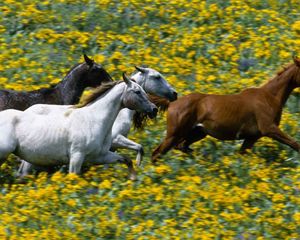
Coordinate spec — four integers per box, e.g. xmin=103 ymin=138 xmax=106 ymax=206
xmin=148 ymin=107 xmax=158 ymax=119
xmin=173 ymin=91 xmax=178 ymax=100
xmin=170 ymin=91 xmax=177 ymax=101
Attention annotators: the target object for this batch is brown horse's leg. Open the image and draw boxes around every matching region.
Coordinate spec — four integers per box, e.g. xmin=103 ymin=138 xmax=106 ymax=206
xmin=152 ymin=136 xmax=180 ymax=164
xmin=239 ymin=137 xmax=259 ymax=154
xmin=175 ymin=126 xmax=207 ymax=153
xmin=261 ymin=125 xmax=300 ymax=152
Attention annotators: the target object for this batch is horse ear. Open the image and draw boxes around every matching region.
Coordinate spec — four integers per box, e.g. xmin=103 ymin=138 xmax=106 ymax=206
xmin=135 ymin=66 xmax=148 ymax=73
xmin=122 ymin=72 xmax=131 ymax=86
xmin=84 ymin=54 xmax=94 ymax=67
xmin=293 ymin=55 xmax=300 ymax=67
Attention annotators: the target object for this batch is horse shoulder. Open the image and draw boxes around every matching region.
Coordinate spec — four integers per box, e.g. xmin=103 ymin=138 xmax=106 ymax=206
xmin=112 ymin=109 xmax=133 ymax=137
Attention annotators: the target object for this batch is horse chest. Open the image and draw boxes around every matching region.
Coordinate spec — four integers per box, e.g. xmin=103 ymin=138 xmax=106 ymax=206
xmin=112 ymin=109 xmax=133 ymax=138
xmin=112 ymin=120 xmax=132 ymax=138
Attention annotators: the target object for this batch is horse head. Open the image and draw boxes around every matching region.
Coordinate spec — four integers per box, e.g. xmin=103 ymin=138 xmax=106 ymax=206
xmin=134 ymin=66 xmax=177 ymax=101
xmin=122 ymin=73 xmax=158 ymax=118
xmin=83 ymin=54 xmax=113 ymax=87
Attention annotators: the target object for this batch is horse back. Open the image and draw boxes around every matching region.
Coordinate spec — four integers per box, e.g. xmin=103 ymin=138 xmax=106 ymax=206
xmin=0 ymin=88 xmax=60 ymax=111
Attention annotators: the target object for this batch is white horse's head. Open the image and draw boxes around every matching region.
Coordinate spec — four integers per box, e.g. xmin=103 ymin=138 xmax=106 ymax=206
xmin=133 ymin=66 xmax=177 ymax=101
xmin=122 ymin=73 xmax=158 ymax=119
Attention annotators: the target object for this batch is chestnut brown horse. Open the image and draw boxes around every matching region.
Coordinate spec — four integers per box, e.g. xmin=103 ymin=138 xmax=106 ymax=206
xmin=152 ymin=57 xmax=300 ymax=163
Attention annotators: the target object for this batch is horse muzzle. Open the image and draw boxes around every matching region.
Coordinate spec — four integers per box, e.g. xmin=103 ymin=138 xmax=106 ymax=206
xmin=147 ymin=107 xmax=158 ymax=119
xmin=168 ymin=91 xmax=178 ymax=101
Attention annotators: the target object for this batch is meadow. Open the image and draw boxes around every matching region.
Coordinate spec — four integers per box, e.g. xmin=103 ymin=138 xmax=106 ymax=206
xmin=0 ymin=0 xmax=300 ymax=239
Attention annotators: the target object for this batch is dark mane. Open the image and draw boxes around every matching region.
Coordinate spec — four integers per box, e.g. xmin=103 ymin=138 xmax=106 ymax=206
xmin=276 ymin=63 xmax=294 ymax=76
xmin=75 ymin=81 xmax=122 ymax=108
xmin=262 ymin=62 xmax=298 ymax=87
xmin=65 ymin=63 xmax=82 ymax=76
xmin=133 ymin=94 xmax=170 ymax=130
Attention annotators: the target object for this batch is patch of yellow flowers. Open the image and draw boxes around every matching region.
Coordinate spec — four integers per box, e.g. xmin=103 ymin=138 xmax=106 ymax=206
xmin=0 ymin=0 xmax=300 ymax=239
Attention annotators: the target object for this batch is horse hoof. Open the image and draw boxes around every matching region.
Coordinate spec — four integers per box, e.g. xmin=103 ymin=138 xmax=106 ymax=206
xmin=151 ymin=160 xmax=158 ymax=166
xmin=184 ymin=147 xmax=194 ymax=154
xmin=129 ymin=174 xmax=137 ymax=181
xmin=16 ymin=177 xmax=28 ymax=184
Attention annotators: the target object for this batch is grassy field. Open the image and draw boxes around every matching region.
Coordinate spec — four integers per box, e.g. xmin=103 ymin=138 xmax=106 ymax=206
xmin=0 ymin=0 xmax=300 ymax=239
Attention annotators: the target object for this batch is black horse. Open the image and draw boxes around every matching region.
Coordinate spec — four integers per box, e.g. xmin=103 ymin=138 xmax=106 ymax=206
xmin=0 ymin=54 xmax=113 ymax=111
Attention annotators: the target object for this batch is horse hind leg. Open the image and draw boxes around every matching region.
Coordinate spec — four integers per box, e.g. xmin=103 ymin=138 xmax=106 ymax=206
xmin=69 ymin=152 xmax=85 ymax=174
xmin=0 ymin=137 xmax=17 ymax=167
xmin=152 ymin=101 xmax=204 ymax=164
xmin=175 ymin=125 xmax=207 ymax=153
xmin=152 ymin=135 xmax=181 ymax=164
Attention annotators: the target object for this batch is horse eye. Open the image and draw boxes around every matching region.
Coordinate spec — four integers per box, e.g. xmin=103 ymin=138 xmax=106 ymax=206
xmin=135 ymin=90 xmax=141 ymax=95
xmin=155 ymin=76 xmax=160 ymax=79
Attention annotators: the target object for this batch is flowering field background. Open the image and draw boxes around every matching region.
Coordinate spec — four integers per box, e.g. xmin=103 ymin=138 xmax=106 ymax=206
xmin=1 ymin=0 xmax=300 ymax=239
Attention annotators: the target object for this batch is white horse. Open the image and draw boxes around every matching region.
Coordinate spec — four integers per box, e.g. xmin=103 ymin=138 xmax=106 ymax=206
xmin=18 ymin=66 xmax=177 ymax=176
xmin=0 ymin=74 xmax=157 ymax=180
xmin=111 ymin=66 xmax=177 ymax=165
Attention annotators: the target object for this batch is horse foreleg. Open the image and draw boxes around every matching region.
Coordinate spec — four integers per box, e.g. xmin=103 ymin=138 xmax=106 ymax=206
xmin=261 ymin=125 xmax=300 ymax=152
xmin=111 ymin=134 xmax=144 ymax=166
xmin=69 ymin=152 xmax=85 ymax=174
xmin=97 ymin=151 xmax=136 ymax=180
xmin=239 ymin=137 xmax=260 ymax=154
xmin=17 ymin=160 xmax=34 ymax=177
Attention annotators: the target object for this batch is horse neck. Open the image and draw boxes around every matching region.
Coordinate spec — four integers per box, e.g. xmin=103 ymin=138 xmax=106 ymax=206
xmin=128 ymin=72 xmax=148 ymax=116
xmin=261 ymin=66 xmax=297 ymax=106
xmin=88 ymin=83 xmax=125 ymax=125
xmin=56 ymin=64 xmax=87 ymax=104
xmin=120 ymin=71 xmax=144 ymax=121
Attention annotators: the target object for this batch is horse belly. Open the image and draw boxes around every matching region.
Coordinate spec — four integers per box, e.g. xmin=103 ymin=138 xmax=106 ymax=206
xmin=15 ymin=119 xmax=70 ymax=166
xmin=19 ymin=151 xmax=69 ymax=166
xmin=203 ymin=120 xmax=259 ymax=140
xmin=205 ymin=127 xmax=238 ymax=140
xmin=17 ymin=141 xmax=69 ymax=166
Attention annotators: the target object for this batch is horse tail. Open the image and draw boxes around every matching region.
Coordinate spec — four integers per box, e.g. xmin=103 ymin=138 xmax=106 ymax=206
xmin=0 ymin=110 xmax=20 ymax=160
